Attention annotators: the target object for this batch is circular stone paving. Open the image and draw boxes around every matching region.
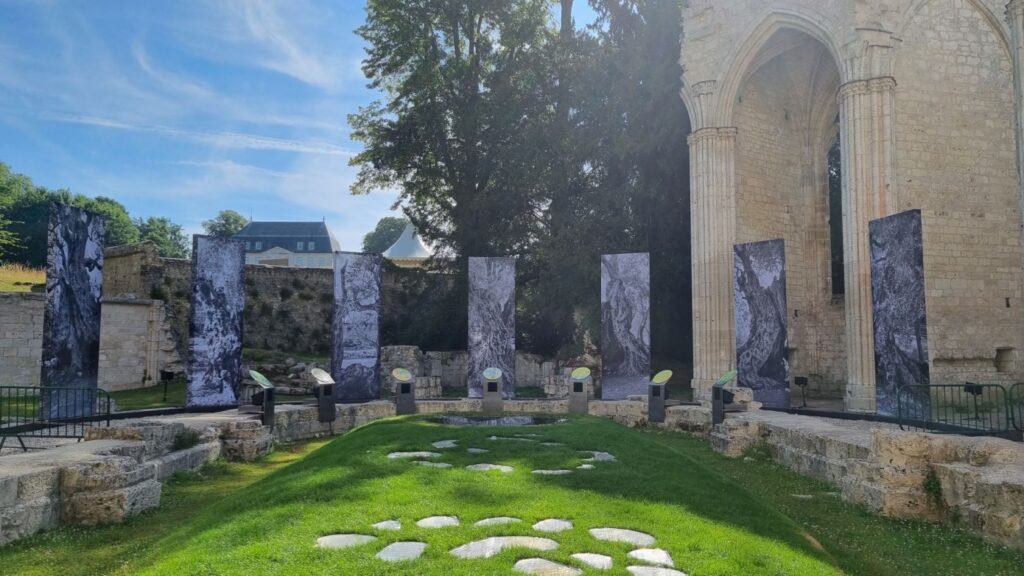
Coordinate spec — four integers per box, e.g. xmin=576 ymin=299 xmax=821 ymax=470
xmin=474 ymin=516 xmax=521 ymax=527
xmin=411 ymin=461 xmax=452 ymax=468
xmin=376 ymin=541 xmax=427 ymax=562
xmin=628 ymin=548 xmax=675 ymax=567
xmin=626 ymin=567 xmax=688 ymax=576
xmin=416 ymin=516 xmax=459 ymax=528
xmin=532 ymin=518 xmax=573 ymax=533
xmin=589 ymin=528 xmax=656 ymax=546
xmin=513 ymin=558 xmax=582 ymax=575
xmin=315 ymin=534 xmax=376 ymax=549
xmin=466 ymin=463 xmax=514 ymax=473
xmin=432 ymin=440 xmax=458 ymax=449
xmin=371 ymin=520 xmax=401 ymax=531
xmin=450 ymin=536 xmax=559 ymax=559
xmin=572 ymin=553 xmax=613 ymax=570
xmin=583 ymin=451 xmax=617 ymax=462
xmin=532 ymin=469 xmax=573 ymax=476
xmin=387 ymin=451 xmax=441 ymax=459
xmin=577 ymin=464 xmax=595 ymax=470
xmin=467 ymin=447 xmax=489 ymax=454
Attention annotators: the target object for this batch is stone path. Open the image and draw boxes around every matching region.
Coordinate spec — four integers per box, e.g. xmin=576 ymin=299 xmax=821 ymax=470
xmin=450 ymin=536 xmax=559 ymax=559
xmin=532 ymin=469 xmax=573 ymax=476
xmin=432 ymin=440 xmax=458 ymax=449
xmin=628 ymin=548 xmax=674 ymax=567
xmin=513 ymin=558 xmax=582 ymax=575
xmin=474 ymin=516 xmax=521 ymax=526
xmin=467 ymin=448 xmax=489 ymax=454
xmin=589 ymin=528 xmax=656 ymax=546
xmin=412 ymin=461 xmax=452 ymax=468
xmin=387 ymin=451 xmax=441 ymax=459
xmin=416 ymin=515 xmax=459 ymax=528
xmin=532 ymin=519 xmax=573 ymax=533
xmin=377 ymin=541 xmax=427 ymax=561
xmin=626 ymin=567 xmax=688 ymax=576
xmin=583 ymin=451 xmax=617 ymax=462
xmin=315 ymin=534 xmax=376 ymax=549
xmin=372 ymin=520 xmax=401 ymax=531
xmin=466 ymin=463 xmax=514 ymax=473
xmin=572 ymin=553 xmax=613 ymax=569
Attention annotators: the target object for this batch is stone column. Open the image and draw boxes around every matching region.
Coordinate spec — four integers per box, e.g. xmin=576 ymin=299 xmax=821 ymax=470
xmin=1008 ymin=1 xmax=1024 ymax=267
xmin=689 ymin=127 xmax=738 ymax=400
xmin=838 ymin=77 xmax=897 ymax=412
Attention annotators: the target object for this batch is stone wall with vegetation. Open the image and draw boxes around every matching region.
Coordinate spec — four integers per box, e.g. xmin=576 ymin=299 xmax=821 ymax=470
xmin=0 ymin=293 xmax=43 ymax=387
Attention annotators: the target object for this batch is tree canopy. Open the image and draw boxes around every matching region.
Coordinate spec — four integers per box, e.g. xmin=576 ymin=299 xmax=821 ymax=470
xmin=362 ymin=216 xmax=409 ymax=253
xmin=0 ymin=162 xmax=190 ymax=264
xmin=352 ymin=0 xmax=692 ymax=362
xmin=202 ymin=210 xmax=250 ymax=238
xmin=137 ymin=217 xmax=190 ymax=259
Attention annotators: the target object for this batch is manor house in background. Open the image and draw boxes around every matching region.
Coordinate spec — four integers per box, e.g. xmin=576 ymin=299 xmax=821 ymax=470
xmin=234 ymin=221 xmax=340 ymax=268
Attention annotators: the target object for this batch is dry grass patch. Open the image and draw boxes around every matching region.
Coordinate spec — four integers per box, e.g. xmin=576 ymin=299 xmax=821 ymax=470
xmin=0 ymin=262 xmax=44 ymax=292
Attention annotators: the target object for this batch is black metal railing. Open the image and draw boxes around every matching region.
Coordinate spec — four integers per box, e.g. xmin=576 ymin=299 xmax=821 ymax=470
xmin=897 ymin=383 xmax=1014 ymax=436
xmin=1010 ymin=383 xmax=1023 ymax=433
xmin=0 ymin=386 xmax=112 ymax=451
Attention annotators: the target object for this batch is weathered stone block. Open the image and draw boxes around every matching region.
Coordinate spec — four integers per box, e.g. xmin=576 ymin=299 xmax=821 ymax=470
xmin=62 ymin=479 xmax=162 ymax=525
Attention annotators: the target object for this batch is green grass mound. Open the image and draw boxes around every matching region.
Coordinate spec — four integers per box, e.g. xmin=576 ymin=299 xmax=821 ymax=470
xmin=136 ymin=416 xmax=839 ymax=575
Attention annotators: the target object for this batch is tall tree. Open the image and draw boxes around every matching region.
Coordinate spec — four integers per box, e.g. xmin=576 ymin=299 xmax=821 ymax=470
xmin=362 ymin=216 xmax=409 ymax=253
xmin=136 ymin=217 xmax=190 ymax=259
xmin=350 ymin=0 xmax=557 ymax=260
xmin=79 ymin=196 xmax=140 ymax=247
xmin=202 ymin=210 xmax=250 ymax=238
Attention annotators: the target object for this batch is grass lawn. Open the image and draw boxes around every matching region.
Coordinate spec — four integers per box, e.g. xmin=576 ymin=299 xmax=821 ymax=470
xmin=0 ymin=263 xmax=44 ymax=293
xmin=108 ymin=380 xmax=187 ymax=411
xmin=1 ymin=417 xmax=1021 ymax=575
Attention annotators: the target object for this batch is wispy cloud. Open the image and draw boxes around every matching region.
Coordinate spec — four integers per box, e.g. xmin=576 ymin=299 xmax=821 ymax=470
xmin=40 ymin=113 xmax=357 ymax=156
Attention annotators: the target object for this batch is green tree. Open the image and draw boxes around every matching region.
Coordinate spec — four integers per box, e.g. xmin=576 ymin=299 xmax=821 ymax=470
xmin=202 ymin=210 xmax=249 ymax=238
xmin=77 ymin=196 xmax=140 ymax=247
xmin=350 ymin=0 xmax=557 ymax=259
xmin=136 ymin=216 xmax=190 ymax=259
xmin=362 ymin=216 xmax=408 ymax=253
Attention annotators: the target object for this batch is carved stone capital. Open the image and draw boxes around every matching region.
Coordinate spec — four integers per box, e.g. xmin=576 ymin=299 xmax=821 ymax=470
xmin=687 ymin=127 xmax=738 ymax=147
xmin=839 ymin=77 xmax=897 ymax=100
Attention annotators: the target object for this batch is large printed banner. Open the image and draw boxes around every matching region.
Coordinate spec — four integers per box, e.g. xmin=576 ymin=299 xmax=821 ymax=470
xmin=601 ymin=253 xmax=651 ymax=400
xmin=870 ymin=210 xmax=930 ymax=417
xmin=187 ymin=235 xmax=246 ymax=407
xmin=331 ymin=252 xmax=383 ymax=402
xmin=468 ymin=257 xmax=516 ymax=398
xmin=41 ymin=203 xmax=105 ymax=419
xmin=734 ymin=239 xmax=790 ymax=408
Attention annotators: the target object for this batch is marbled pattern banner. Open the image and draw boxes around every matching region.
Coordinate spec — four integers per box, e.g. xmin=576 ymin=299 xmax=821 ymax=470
xmin=871 ymin=210 xmax=930 ymax=417
xmin=41 ymin=203 xmax=105 ymax=419
xmin=601 ymin=253 xmax=651 ymax=400
xmin=331 ymin=252 xmax=383 ymax=402
xmin=468 ymin=257 xmax=516 ymax=398
xmin=734 ymin=239 xmax=790 ymax=408
xmin=187 ymin=235 xmax=246 ymax=407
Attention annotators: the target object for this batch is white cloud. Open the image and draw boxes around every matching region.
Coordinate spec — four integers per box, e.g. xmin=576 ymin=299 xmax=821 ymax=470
xmin=40 ymin=113 xmax=358 ymax=156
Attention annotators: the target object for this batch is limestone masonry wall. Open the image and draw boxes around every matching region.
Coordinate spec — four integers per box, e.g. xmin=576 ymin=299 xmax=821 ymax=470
xmin=0 ymin=292 xmax=180 ymax=390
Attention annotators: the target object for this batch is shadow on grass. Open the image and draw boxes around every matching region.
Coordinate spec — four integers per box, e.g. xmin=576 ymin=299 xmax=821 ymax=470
xmin=121 ymin=416 xmax=843 ymax=575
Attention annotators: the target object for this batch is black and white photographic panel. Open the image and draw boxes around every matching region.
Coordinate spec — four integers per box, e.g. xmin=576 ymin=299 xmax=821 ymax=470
xmin=600 ymin=253 xmax=651 ymax=400
xmin=468 ymin=256 xmax=516 ymax=399
xmin=331 ymin=252 xmax=383 ymax=402
xmin=734 ymin=239 xmax=790 ymax=408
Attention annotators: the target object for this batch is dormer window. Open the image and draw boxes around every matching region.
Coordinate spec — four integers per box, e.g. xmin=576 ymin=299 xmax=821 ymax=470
xmin=296 ymin=241 xmax=305 ymax=251
xmin=254 ymin=241 xmax=262 ymax=250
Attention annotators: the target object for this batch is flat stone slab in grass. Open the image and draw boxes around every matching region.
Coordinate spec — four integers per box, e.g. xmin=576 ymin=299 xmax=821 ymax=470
xmin=541 ymin=442 xmax=565 ymax=447
xmin=489 ymin=436 xmax=537 ymax=442
xmin=372 ymin=520 xmax=401 ymax=531
xmin=450 ymin=536 xmax=559 ymax=559
xmin=572 ymin=553 xmax=613 ymax=570
xmin=513 ymin=558 xmax=582 ymax=575
xmin=432 ymin=440 xmax=458 ymax=449
xmin=628 ymin=548 xmax=674 ymax=567
xmin=315 ymin=534 xmax=376 ymax=549
xmin=412 ymin=461 xmax=452 ymax=468
xmin=577 ymin=464 xmax=595 ymax=470
xmin=377 ymin=541 xmax=427 ymax=561
xmin=626 ymin=567 xmax=688 ymax=576
xmin=467 ymin=448 xmax=490 ymax=454
xmin=474 ymin=516 xmax=522 ymax=527
xmin=583 ymin=451 xmax=617 ymax=462
xmin=466 ymin=463 xmax=514 ymax=473
xmin=532 ymin=469 xmax=573 ymax=476
xmin=388 ymin=451 xmax=441 ymax=459
xmin=589 ymin=528 xmax=656 ymax=546
xmin=417 ymin=516 xmax=460 ymax=528
xmin=532 ymin=519 xmax=573 ymax=533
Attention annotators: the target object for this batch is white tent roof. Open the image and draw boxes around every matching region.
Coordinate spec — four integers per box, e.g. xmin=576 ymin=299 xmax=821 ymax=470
xmin=383 ymin=222 xmax=433 ymax=260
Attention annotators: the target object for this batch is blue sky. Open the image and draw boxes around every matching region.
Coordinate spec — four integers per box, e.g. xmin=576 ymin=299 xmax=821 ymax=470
xmin=0 ymin=1 xmax=596 ymax=249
